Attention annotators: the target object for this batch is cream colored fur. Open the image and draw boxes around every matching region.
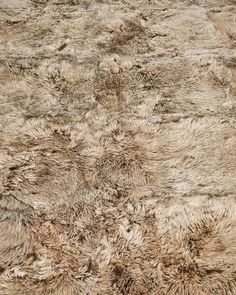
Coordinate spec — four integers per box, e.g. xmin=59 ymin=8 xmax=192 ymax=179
xmin=0 ymin=0 xmax=236 ymax=294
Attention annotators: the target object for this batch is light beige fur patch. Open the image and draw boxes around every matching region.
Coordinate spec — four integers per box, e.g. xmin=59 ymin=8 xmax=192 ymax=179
xmin=0 ymin=0 xmax=236 ymax=294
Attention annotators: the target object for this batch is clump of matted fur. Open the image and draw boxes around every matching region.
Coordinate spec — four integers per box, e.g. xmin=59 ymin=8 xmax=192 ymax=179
xmin=0 ymin=0 xmax=236 ymax=294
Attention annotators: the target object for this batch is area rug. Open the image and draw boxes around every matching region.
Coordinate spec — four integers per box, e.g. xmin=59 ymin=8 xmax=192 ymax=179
xmin=0 ymin=0 xmax=236 ymax=294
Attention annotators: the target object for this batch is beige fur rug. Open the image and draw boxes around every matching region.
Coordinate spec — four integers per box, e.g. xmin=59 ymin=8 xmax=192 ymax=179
xmin=0 ymin=0 xmax=236 ymax=294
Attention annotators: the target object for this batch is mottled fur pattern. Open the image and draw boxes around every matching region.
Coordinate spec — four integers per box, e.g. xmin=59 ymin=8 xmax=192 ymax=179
xmin=0 ymin=0 xmax=236 ymax=294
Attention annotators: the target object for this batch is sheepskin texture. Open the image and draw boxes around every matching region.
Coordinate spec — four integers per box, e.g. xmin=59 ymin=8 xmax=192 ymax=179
xmin=0 ymin=0 xmax=236 ymax=294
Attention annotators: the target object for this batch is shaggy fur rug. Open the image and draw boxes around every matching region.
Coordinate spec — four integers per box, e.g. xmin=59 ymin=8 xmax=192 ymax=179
xmin=0 ymin=0 xmax=236 ymax=294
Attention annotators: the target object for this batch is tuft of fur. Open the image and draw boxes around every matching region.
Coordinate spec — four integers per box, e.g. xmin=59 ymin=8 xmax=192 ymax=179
xmin=0 ymin=0 xmax=236 ymax=294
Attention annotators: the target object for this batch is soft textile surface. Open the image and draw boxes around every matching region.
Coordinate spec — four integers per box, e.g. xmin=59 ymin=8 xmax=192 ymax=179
xmin=0 ymin=0 xmax=236 ymax=294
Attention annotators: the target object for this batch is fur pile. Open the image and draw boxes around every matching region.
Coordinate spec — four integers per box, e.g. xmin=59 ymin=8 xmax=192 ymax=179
xmin=0 ymin=0 xmax=236 ymax=294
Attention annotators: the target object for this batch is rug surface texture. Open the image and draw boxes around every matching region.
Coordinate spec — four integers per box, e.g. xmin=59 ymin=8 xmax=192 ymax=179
xmin=0 ymin=0 xmax=236 ymax=294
